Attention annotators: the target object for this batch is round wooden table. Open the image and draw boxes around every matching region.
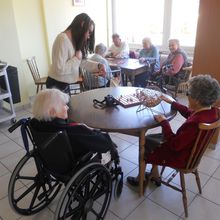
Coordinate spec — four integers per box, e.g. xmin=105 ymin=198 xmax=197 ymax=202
xmin=69 ymin=87 xmax=176 ymax=195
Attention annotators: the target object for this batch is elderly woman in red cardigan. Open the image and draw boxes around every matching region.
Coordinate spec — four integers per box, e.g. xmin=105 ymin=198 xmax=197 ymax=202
xmin=127 ymin=74 xmax=220 ymax=186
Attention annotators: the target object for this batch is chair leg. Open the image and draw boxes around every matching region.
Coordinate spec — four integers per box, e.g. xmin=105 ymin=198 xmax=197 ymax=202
xmin=36 ymin=85 xmax=39 ymax=94
xmin=180 ymin=172 xmax=188 ymax=218
xmin=194 ymin=169 xmax=202 ymax=194
xmin=160 ymin=166 xmax=166 ymax=176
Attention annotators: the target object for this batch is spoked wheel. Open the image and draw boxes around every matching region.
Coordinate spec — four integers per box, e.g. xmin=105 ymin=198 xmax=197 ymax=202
xmin=114 ymin=174 xmax=123 ymax=199
xmin=8 ymin=150 xmax=62 ymax=215
xmin=55 ymin=162 xmax=112 ymax=220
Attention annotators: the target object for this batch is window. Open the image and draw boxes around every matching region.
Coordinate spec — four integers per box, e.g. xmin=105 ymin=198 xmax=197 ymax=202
xmin=170 ymin=0 xmax=199 ymax=47
xmin=111 ymin=0 xmax=199 ymax=52
xmin=114 ymin=0 xmax=164 ymax=45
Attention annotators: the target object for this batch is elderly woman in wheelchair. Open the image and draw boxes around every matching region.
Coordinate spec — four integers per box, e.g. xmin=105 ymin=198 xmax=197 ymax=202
xmin=8 ymin=88 xmax=123 ymax=220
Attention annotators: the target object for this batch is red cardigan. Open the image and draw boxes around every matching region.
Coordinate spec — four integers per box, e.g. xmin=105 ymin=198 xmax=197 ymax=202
xmin=146 ymin=102 xmax=219 ymax=168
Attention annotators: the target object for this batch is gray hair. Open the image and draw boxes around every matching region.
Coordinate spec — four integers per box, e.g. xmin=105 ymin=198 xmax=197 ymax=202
xmin=169 ymin=39 xmax=180 ymax=47
xmin=112 ymin=33 xmax=120 ymax=39
xmin=188 ymin=74 xmax=220 ymax=106
xmin=32 ymin=88 xmax=69 ymax=121
xmin=95 ymin=43 xmax=107 ymax=55
xmin=142 ymin=37 xmax=152 ymax=45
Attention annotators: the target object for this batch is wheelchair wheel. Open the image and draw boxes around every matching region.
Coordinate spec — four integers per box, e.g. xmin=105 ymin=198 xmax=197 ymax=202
xmin=114 ymin=175 xmax=123 ymax=199
xmin=55 ymin=162 xmax=112 ymax=220
xmin=8 ymin=150 xmax=62 ymax=215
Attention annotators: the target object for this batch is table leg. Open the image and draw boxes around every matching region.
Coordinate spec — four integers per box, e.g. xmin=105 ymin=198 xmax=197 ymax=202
xmin=139 ymin=129 xmax=146 ymax=196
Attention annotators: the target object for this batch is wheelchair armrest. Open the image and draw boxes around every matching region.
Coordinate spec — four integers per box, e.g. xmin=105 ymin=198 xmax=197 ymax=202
xmin=78 ymin=152 xmax=94 ymax=164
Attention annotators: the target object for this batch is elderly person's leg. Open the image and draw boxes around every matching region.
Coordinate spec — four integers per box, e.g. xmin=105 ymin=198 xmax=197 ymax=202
xmin=127 ymin=133 xmax=164 ymax=186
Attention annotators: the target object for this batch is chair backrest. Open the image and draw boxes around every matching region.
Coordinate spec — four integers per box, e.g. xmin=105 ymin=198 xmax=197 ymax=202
xmin=26 ymin=56 xmax=41 ymax=82
xmin=30 ymin=127 xmax=76 ymax=175
xmin=81 ymin=68 xmax=107 ymax=90
xmin=186 ymin=117 xmax=220 ymax=170
xmin=109 ymin=67 xmax=122 ymax=87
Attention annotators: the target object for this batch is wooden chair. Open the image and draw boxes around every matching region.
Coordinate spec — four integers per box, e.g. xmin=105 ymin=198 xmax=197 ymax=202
xmin=158 ymin=116 xmax=220 ymax=218
xmin=164 ymin=65 xmax=193 ymax=98
xmin=81 ymin=67 xmax=121 ymax=90
xmin=26 ymin=56 xmax=47 ymax=93
xmin=176 ymin=65 xmax=193 ymax=95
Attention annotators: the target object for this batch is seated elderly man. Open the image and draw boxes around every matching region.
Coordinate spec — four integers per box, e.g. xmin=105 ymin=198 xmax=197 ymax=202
xmin=88 ymin=43 xmax=112 ymax=88
xmin=107 ymin=33 xmax=129 ymax=59
xmin=134 ymin=37 xmax=160 ymax=87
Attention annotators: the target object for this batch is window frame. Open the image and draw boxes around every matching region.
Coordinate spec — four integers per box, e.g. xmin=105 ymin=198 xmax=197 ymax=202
xmin=109 ymin=0 xmax=199 ymax=56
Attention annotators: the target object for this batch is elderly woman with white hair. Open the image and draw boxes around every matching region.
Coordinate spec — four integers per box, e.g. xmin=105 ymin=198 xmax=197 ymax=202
xmin=127 ymin=74 xmax=220 ymax=186
xmin=30 ymin=88 xmax=117 ymax=158
xmin=134 ymin=37 xmax=160 ymax=87
xmin=89 ymin=43 xmax=112 ymax=87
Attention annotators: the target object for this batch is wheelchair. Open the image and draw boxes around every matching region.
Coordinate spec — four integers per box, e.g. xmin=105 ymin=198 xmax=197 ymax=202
xmin=7 ymin=118 xmax=123 ymax=219
xmin=146 ymin=63 xmax=192 ymax=98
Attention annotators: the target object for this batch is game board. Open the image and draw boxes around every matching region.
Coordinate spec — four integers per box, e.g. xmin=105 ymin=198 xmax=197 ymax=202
xmin=114 ymin=88 xmax=162 ymax=108
xmin=114 ymin=93 xmax=143 ymax=108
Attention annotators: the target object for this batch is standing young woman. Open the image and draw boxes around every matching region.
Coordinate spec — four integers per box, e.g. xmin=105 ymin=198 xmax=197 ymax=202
xmin=46 ymin=13 xmax=106 ymax=92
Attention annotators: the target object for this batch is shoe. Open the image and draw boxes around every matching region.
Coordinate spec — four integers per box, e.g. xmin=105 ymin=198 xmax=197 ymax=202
xmin=151 ymin=176 xmax=161 ymax=187
xmin=127 ymin=172 xmax=150 ymax=187
xmin=127 ymin=176 xmax=139 ymax=186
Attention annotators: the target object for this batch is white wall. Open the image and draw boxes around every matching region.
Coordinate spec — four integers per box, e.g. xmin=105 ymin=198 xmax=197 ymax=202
xmin=13 ymin=0 xmax=49 ymax=96
xmin=0 ymin=0 xmax=109 ymax=106
xmin=0 ymin=0 xmax=27 ymax=104
xmin=42 ymin=0 xmax=108 ymax=61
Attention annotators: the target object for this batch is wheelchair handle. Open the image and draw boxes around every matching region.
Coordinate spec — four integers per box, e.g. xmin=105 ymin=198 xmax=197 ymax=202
xmin=8 ymin=118 xmax=28 ymax=133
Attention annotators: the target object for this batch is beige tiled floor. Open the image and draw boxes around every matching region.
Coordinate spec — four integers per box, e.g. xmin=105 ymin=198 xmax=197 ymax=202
xmin=1 ymin=96 xmax=220 ymax=220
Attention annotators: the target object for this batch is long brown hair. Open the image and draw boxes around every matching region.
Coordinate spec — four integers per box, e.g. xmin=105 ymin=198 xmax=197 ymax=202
xmin=66 ymin=13 xmax=95 ymax=58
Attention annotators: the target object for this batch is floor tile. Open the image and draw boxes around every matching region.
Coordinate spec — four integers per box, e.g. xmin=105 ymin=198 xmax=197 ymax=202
xmin=198 ymin=156 xmax=220 ymax=176
xmin=125 ymin=198 xmax=179 ymax=220
xmin=1 ymin=149 xmax=26 ymax=172
xmin=110 ymin=135 xmax=133 ymax=153
xmin=213 ymin=165 xmax=220 ymax=180
xmin=120 ymin=145 xmax=139 ymax=165
xmin=205 ymin=147 xmax=220 ymax=161
xmin=0 ymin=196 xmax=21 ymax=220
xmin=119 ymin=157 xmax=137 ymax=177
xmin=0 ymin=132 xmax=10 ymax=145
xmin=187 ymin=195 xmax=220 ymax=220
xmin=0 ymin=162 xmax=9 ymax=177
xmin=0 ymin=173 xmax=23 ymax=200
xmin=148 ymin=184 xmax=196 ymax=216
xmin=19 ymin=208 xmax=54 ymax=220
xmin=202 ymin=177 xmax=220 ymax=205
xmin=108 ymin=184 xmax=145 ymax=219
xmin=114 ymin=133 xmax=139 ymax=144
xmin=0 ymin=140 xmax=22 ymax=159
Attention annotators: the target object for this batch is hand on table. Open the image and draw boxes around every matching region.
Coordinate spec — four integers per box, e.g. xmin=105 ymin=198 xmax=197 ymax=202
xmin=160 ymin=95 xmax=173 ymax=104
